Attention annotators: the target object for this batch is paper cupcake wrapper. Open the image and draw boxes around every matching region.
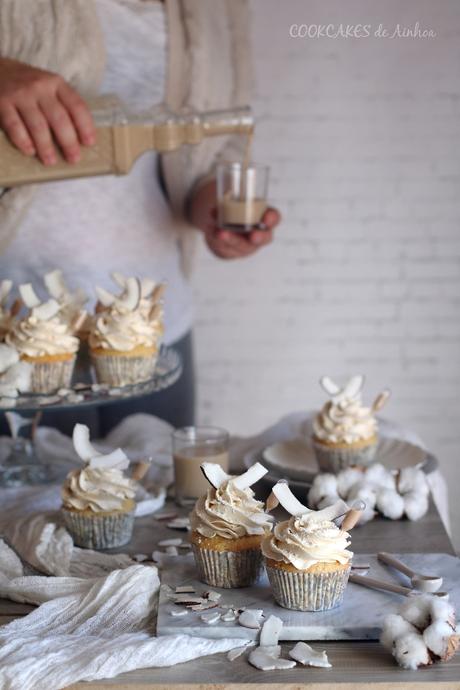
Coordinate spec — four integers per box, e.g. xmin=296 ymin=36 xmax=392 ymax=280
xmin=29 ymin=357 xmax=76 ymax=394
xmin=62 ymin=507 xmax=135 ymax=549
xmin=265 ymin=562 xmax=351 ymax=611
xmin=192 ymin=544 xmax=263 ymax=588
xmin=313 ymin=439 xmax=377 ymax=473
xmin=91 ymin=352 xmax=158 ymax=387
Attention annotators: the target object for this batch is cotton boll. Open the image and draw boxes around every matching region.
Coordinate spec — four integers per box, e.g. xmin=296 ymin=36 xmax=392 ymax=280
xmin=336 ymin=467 xmax=363 ymax=498
xmin=365 ymin=463 xmax=396 ymax=491
xmin=317 ymin=494 xmax=340 ymax=510
xmin=380 ymin=614 xmax=417 ymax=651
xmin=423 ymin=621 xmax=456 ymax=658
xmin=429 ymin=598 xmax=456 ymax=627
xmin=393 ymin=632 xmax=431 ymax=670
xmin=307 ymin=474 xmax=337 ymax=508
xmin=398 ymin=467 xmax=429 ymax=497
xmin=399 ymin=595 xmax=432 ymax=629
xmin=376 ymin=488 xmax=405 ymax=520
xmin=404 ymin=491 xmax=429 ymax=521
xmin=347 ymin=482 xmax=377 ymax=509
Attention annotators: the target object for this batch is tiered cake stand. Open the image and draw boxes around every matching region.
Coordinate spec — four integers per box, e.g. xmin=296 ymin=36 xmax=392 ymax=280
xmin=0 ymin=346 xmax=182 ymax=487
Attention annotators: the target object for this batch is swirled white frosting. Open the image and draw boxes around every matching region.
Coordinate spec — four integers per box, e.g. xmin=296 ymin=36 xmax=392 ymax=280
xmin=89 ymin=307 xmax=162 ymax=352
xmin=62 ymin=466 xmax=136 ymax=513
xmin=262 ymin=514 xmax=352 ymax=570
xmin=6 ymin=315 xmax=79 ymax=357
xmin=190 ymin=479 xmax=273 ymax=539
xmin=313 ymin=398 xmax=377 ymax=444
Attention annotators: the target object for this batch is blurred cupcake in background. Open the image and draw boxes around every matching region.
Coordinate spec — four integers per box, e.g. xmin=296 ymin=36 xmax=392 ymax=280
xmin=312 ymin=375 xmax=390 ymax=473
xmin=6 ymin=283 xmax=80 ymax=393
xmin=89 ymin=275 xmax=164 ymax=387
xmin=190 ymin=462 xmax=273 ymax=588
xmin=61 ymin=423 xmax=136 ymax=549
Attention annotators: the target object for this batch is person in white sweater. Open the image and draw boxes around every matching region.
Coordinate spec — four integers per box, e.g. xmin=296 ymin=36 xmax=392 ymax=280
xmin=0 ymin=0 xmax=280 ymax=435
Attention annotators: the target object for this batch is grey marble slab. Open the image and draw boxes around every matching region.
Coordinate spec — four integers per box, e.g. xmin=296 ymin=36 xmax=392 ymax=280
xmin=157 ymin=552 xmax=460 ymax=641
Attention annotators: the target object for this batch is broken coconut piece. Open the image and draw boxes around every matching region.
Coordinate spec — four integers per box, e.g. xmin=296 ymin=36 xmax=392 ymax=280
xmin=201 ymin=462 xmax=230 ymax=489
xmin=88 ymin=448 xmax=129 ymax=471
xmin=169 ymin=608 xmax=188 ymax=618
xmin=238 ymin=609 xmax=264 ymax=630
xmin=227 ymin=643 xmax=255 ymax=662
xmin=33 ymin=299 xmax=61 ymax=321
xmin=271 ymin=481 xmax=310 ymax=517
xmin=19 ymin=283 xmax=41 ymax=309
xmin=165 ymin=546 xmax=179 ymax=556
xmin=73 ymin=423 xmax=101 ymax=463
xmin=259 ymin=615 xmax=283 ymax=647
xmin=159 ymin=538 xmax=183 ymax=547
xmin=200 ymin=610 xmax=221 ymax=625
xmin=167 ymin=517 xmax=191 ymax=530
xmin=118 ymin=277 xmax=141 ymax=311
xmin=248 ymin=648 xmax=296 ymax=671
xmin=205 ymin=591 xmax=222 ymax=602
xmin=175 ymin=585 xmax=195 ymax=594
xmin=221 ymin=609 xmax=237 ymax=622
xmin=289 ymin=641 xmax=331 ymax=668
xmin=232 ymin=462 xmax=268 ymax=491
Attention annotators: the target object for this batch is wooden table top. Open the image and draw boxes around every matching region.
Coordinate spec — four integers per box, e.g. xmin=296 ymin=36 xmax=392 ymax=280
xmin=1 ymin=498 xmax=459 ymax=689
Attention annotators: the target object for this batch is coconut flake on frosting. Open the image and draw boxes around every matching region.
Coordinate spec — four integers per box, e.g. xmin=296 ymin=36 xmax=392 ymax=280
xmin=190 ymin=462 xmax=273 ymax=539
xmin=313 ymin=375 xmax=390 ymax=444
xmin=6 ymin=285 xmax=79 ymax=358
xmin=262 ymin=482 xmax=353 ymax=570
xmin=62 ymin=423 xmax=135 ymax=513
xmin=89 ymin=274 xmax=164 ymax=352
xmin=44 ymin=269 xmax=88 ymax=332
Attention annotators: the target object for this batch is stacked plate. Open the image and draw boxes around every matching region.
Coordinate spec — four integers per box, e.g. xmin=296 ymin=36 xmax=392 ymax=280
xmin=244 ymin=433 xmax=435 ymax=493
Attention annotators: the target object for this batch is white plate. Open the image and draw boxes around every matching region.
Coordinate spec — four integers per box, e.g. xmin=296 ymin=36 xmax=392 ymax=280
xmin=245 ymin=436 xmax=431 ymax=487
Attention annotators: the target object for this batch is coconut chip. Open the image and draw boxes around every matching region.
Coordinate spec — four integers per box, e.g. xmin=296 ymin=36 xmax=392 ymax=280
xmin=238 ymin=609 xmax=264 ymax=630
xmin=289 ymin=641 xmax=331 ymax=668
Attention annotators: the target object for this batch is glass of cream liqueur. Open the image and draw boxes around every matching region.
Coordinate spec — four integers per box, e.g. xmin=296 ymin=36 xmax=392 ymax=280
xmin=172 ymin=426 xmax=230 ymax=505
xmin=217 ymin=162 xmax=269 ymax=233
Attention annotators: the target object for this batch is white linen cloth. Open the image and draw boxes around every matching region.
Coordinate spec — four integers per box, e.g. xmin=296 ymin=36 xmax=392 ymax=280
xmin=0 ymin=553 xmax=248 ymax=690
xmin=0 ymin=410 xmax=449 ymax=689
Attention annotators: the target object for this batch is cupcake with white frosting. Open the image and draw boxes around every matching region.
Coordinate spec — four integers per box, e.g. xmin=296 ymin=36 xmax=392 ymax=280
xmin=89 ymin=276 xmax=164 ymax=386
xmin=262 ymin=481 xmax=353 ymax=611
xmin=190 ymin=462 xmax=273 ymax=588
xmin=312 ymin=375 xmax=390 ymax=472
xmin=6 ymin=284 xmax=80 ymax=393
xmin=61 ymin=423 xmax=136 ymax=549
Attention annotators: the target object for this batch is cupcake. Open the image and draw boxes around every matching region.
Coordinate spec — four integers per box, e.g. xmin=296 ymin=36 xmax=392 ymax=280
xmin=61 ymin=423 xmax=136 ymax=549
xmin=89 ymin=275 xmax=164 ymax=387
xmin=262 ymin=481 xmax=353 ymax=611
xmin=6 ymin=284 xmax=80 ymax=393
xmin=312 ymin=375 xmax=390 ymax=472
xmin=190 ymin=462 xmax=273 ymax=588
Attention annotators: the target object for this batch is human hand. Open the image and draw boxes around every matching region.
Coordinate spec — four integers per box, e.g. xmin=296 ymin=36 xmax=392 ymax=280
xmin=204 ymin=207 xmax=281 ymax=260
xmin=0 ymin=57 xmax=95 ymax=165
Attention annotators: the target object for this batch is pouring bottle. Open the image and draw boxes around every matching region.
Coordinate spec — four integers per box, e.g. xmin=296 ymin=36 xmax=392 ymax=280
xmin=0 ymin=95 xmax=253 ymax=187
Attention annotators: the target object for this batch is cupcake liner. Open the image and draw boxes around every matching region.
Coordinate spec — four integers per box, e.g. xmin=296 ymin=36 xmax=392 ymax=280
xmin=313 ymin=438 xmax=377 ymax=473
xmin=62 ymin=507 xmax=135 ymax=549
xmin=91 ymin=352 xmax=158 ymax=387
xmin=192 ymin=544 xmax=263 ymax=588
xmin=29 ymin=357 xmax=76 ymax=394
xmin=265 ymin=562 xmax=351 ymax=611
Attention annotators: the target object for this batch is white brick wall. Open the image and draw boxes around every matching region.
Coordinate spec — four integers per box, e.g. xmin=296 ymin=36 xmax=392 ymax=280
xmin=192 ymin=0 xmax=460 ymax=548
